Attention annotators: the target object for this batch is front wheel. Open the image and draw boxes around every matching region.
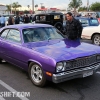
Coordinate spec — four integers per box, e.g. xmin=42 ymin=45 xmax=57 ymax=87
xmin=28 ymin=62 xmax=46 ymax=87
xmin=92 ymin=34 xmax=100 ymax=46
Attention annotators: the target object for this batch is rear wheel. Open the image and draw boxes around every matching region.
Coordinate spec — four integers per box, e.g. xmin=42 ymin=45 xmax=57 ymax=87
xmin=28 ymin=62 xmax=46 ymax=87
xmin=92 ymin=34 xmax=100 ymax=46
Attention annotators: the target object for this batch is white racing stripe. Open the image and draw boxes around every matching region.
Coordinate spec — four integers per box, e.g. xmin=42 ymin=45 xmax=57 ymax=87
xmin=0 ymin=80 xmax=29 ymax=100
xmin=0 ymin=97 xmax=6 ymax=100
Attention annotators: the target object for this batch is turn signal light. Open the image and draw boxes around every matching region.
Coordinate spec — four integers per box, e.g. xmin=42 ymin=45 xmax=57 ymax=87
xmin=46 ymin=72 xmax=52 ymax=76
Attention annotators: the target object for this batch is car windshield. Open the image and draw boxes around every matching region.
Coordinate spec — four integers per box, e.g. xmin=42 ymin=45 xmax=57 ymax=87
xmin=22 ymin=27 xmax=64 ymax=43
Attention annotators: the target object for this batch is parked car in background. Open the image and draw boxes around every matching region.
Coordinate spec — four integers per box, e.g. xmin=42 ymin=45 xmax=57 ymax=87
xmin=75 ymin=17 xmax=99 ymax=27
xmin=82 ymin=24 xmax=100 ymax=45
xmin=0 ymin=24 xmax=100 ymax=87
xmin=63 ymin=17 xmax=99 ymax=31
xmin=32 ymin=12 xmax=63 ymax=32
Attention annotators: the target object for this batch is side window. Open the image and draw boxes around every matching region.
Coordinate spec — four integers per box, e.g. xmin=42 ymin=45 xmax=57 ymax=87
xmin=6 ymin=29 xmax=21 ymax=43
xmin=0 ymin=29 xmax=9 ymax=39
xmin=36 ymin=16 xmax=39 ymax=21
xmin=40 ymin=16 xmax=46 ymax=21
xmin=90 ymin=19 xmax=99 ymax=25
xmin=79 ymin=19 xmax=89 ymax=26
xmin=54 ymin=15 xmax=60 ymax=19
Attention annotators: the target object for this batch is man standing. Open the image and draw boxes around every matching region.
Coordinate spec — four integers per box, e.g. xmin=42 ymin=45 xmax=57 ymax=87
xmin=24 ymin=15 xmax=29 ymax=23
xmin=65 ymin=12 xmax=83 ymax=40
xmin=0 ymin=15 xmax=5 ymax=27
xmin=15 ymin=15 xmax=20 ymax=24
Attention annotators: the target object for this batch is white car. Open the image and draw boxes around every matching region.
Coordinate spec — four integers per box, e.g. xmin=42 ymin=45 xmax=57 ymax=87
xmin=82 ymin=25 xmax=100 ymax=46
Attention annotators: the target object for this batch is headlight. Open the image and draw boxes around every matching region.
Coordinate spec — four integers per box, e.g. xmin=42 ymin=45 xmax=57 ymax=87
xmin=56 ymin=62 xmax=64 ymax=72
xmin=56 ymin=61 xmax=72 ymax=72
xmin=97 ymin=55 xmax=100 ymax=61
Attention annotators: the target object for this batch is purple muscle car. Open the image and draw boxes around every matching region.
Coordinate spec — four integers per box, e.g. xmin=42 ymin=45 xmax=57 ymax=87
xmin=0 ymin=24 xmax=100 ymax=87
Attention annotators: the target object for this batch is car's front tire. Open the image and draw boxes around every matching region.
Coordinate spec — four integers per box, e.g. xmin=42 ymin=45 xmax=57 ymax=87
xmin=28 ymin=62 xmax=46 ymax=87
xmin=92 ymin=34 xmax=100 ymax=46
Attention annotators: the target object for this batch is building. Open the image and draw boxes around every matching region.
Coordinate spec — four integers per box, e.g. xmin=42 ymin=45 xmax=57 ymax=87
xmin=0 ymin=4 xmax=9 ymax=15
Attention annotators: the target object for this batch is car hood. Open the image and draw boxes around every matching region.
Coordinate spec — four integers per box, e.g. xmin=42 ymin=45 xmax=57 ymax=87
xmin=24 ymin=39 xmax=100 ymax=62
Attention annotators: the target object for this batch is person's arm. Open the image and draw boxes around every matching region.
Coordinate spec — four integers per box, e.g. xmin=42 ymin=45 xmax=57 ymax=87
xmin=76 ymin=20 xmax=83 ymax=38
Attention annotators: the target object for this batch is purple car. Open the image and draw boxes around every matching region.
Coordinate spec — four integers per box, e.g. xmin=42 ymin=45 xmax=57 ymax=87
xmin=0 ymin=24 xmax=100 ymax=87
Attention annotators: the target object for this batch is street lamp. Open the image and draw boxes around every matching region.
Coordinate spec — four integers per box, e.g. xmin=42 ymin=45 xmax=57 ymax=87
xmin=40 ymin=3 xmax=43 ymax=8
xmin=87 ymin=0 xmax=89 ymax=11
xmin=32 ymin=0 xmax=34 ymax=13
xmin=10 ymin=0 xmax=12 ymax=14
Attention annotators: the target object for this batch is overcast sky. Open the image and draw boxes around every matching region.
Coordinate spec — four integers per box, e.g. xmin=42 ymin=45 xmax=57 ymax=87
xmin=0 ymin=0 xmax=100 ymax=9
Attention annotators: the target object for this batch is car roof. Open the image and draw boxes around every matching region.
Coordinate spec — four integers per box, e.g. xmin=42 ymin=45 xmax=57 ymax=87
xmin=35 ymin=12 xmax=63 ymax=15
xmin=2 ymin=24 xmax=53 ymax=30
xmin=75 ymin=17 xmax=97 ymax=20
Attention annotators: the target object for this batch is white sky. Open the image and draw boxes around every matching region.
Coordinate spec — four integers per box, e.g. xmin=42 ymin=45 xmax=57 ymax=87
xmin=0 ymin=0 xmax=100 ymax=9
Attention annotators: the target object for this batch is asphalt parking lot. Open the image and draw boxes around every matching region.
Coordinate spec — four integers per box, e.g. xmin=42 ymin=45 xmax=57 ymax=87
xmin=0 ymin=39 xmax=100 ymax=100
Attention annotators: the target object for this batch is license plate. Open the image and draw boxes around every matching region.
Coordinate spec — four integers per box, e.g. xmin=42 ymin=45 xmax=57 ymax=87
xmin=83 ymin=71 xmax=93 ymax=78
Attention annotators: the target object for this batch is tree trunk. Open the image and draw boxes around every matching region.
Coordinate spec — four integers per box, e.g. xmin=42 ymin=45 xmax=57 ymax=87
xmin=15 ymin=8 xmax=16 ymax=15
xmin=74 ymin=7 xmax=76 ymax=17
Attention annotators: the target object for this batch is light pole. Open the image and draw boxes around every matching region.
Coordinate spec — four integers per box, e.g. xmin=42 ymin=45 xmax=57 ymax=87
xmin=87 ymin=0 xmax=89 ymax=11
xmin=40 ymin=3 xmax=43 ymax=8
xmin=32 ymin=0 xmax=34 ymax=13
xmin=10 ymin=0 xmax=12 ymax=14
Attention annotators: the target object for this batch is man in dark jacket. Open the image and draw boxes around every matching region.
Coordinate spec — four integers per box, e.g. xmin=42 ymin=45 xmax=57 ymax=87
xmin=15 ymin=15 xmax=20 ymax=24
xmin=24 ymin=15 xmax=29 ymax=23
xmin=65 ymin=12 xmax=83 ymax=40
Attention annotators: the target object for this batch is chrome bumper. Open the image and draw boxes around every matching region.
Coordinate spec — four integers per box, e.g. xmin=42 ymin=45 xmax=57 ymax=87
xmin=52 ymin=63 xmax=100 ymax=83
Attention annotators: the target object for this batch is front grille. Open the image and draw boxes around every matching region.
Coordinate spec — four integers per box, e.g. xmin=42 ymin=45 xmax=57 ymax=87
xmin=66 ymin=55 xmax=97 ymax=70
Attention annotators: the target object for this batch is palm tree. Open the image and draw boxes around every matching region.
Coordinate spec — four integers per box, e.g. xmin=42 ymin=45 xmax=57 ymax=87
xmin=6 ymin=5 xmax=11 ymax=13
xmin=68 ymin=0 xmax=82 ymax=16
xmin=12 ymin=2 xmax=21 ymax=15
xmin=27 ymin=5 xmax=30 ymax=11
xmin=35 ymin=4 xmax=38 ymax=11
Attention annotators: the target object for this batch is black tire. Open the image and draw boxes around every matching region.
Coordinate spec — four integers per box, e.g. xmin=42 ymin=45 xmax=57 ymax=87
xmin=54 ymin=22 xmax=63 ymax=32
xmin=0 ymin=58 xmax=2 ymax=63
xmin=92 ymin=34 xmax=100 ymax=46
xmin=28 ymin=62 xmax=46 ymax=87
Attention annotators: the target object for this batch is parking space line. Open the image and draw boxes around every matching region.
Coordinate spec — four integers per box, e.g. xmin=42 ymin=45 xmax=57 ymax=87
xmin=96 ymin=71 xmax=100 ymax=74
xmin=0 ymin=80 xmax=29 ymax=100
xmin=0 ymin=97 xmax=6 ymax=100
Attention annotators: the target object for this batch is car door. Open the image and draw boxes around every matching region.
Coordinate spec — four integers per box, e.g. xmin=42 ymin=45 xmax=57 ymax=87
xmin=79 ymin=19 xmax=89 ymax=27
xmin=0 ymin=29 xmax=10 ymax=59
xmin=2 ymin=29 xmax=24 ymax=67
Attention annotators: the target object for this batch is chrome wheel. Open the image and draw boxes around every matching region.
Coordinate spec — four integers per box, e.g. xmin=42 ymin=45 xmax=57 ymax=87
xmin=31 ymin=64 xmax=43 ymax=83
xmin=29 ymin=62 xmax=46 ymax=87
xmin=93 ymin=35 xmax=100 ymax=46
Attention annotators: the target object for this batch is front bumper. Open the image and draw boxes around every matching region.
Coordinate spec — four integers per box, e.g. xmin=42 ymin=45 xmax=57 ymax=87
xmin=52 ymin=63 xmax=100 ymax=83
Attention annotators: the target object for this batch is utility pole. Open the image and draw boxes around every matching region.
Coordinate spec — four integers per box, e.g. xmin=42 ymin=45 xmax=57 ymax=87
xmin=87 ymin=0 xmax=89 ymax=11
xmin=32 ymin=0 xmax=34 ymax=13
xmin=40 ymin=3 xmax=43 ymax=8
xmin=10 ymin=0 xmax=12 ymax=14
